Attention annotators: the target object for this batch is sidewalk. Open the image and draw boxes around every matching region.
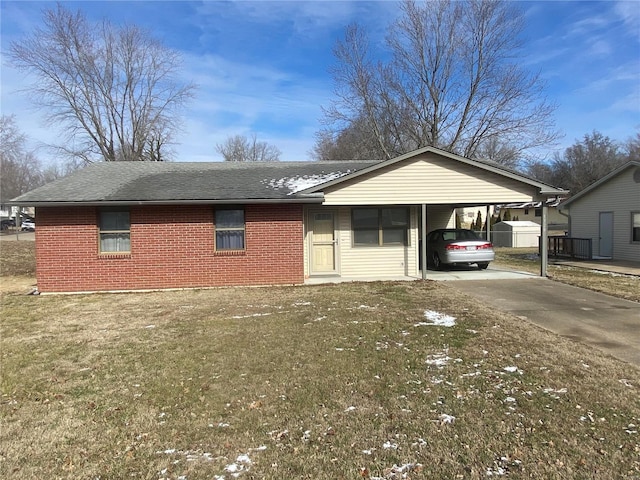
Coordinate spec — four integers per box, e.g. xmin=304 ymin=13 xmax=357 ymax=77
xmin=551 ymin=258 xmax=640 ymax=276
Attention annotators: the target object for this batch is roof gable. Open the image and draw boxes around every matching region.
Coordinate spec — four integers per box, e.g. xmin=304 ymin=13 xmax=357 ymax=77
xmin=560 ymin=161 xmax=640 ymax=208
xmin=299 ymin=146 xmax=566 ymax=196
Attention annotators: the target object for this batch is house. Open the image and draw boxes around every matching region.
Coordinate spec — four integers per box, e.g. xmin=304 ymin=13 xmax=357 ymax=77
xmin=559 ymin=161 xmax=640 ymax=262
xmin=10 ymin=147 xmax=566 ymax=293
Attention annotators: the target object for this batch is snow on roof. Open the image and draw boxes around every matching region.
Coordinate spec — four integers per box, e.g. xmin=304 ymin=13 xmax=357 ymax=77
xmin=264 ymin=171 xmax=353 ymax=194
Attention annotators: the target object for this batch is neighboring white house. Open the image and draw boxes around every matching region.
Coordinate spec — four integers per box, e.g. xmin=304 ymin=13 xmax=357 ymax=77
xmin=559 ymin=161 xmax=640 ymax=262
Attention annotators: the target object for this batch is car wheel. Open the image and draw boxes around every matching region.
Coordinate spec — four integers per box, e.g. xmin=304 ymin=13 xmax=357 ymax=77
xmin=432 ymin=253 xmax=442 ymax=270
xmin=478 ymin=262 xmax=489 ymax=270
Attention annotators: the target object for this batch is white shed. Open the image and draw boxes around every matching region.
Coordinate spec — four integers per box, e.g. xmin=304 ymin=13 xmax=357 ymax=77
xmin=492 ymin=221 xmax=540 ymax=248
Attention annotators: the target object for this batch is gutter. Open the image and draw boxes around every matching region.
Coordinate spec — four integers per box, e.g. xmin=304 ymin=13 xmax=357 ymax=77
xmin=7 ymin=194 xmax=326 ymax=208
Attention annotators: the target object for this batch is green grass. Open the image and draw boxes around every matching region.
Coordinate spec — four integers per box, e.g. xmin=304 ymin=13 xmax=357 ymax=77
xmin=2 ymin=280 xmax=639 ymax=479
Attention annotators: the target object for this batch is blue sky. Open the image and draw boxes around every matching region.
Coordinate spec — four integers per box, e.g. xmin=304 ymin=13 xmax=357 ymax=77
xmin=1 ymin=1 xmax=638 ymax=165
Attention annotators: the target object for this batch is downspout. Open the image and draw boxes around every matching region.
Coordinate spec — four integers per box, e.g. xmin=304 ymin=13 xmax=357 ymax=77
xmin=558 ymin=203 xmax=570 ymax=236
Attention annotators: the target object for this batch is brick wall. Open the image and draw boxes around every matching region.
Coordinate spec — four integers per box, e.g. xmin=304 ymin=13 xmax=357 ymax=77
xmin=35 ymin=204 xmax=305 ymax=292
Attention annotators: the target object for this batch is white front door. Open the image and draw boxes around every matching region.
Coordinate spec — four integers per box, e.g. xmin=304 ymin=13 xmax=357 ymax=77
xmin=310 ymin=211 xmax=337 ymax=274
xmin=599 ymin=211 xmax=613 ymax=258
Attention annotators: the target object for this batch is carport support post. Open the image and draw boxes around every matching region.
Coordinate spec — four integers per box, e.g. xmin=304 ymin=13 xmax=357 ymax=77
xmin=486 ymin=205 xmax=491 ymax=241
xmin=540 ymin=202 xmax=549 ymax=277
xmin=421 ymin=204 xmax=427 ymax=280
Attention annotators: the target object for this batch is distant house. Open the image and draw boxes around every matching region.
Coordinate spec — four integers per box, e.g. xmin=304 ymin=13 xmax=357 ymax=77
xmin=496 ymin=198 xmax=567 ymax=232
xmin=559 ymin=161 xmax=640 ymax=262
xmin=10 ymin=146 xmax=566 ymax=293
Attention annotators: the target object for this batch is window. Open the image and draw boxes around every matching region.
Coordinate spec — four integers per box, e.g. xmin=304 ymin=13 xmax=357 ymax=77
xmin=99 ymin=209 xmax=130 ymax=253
xmin=215 ymin=208 xmax=245 ymax=250
xmin=632 ymin=212 xmax=640 ymax=243
xmin=352 ymin=207 xmax=408 ymax=246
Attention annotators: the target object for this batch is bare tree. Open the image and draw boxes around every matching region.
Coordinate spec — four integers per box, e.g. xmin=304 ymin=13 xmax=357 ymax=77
xmin=216 ymin=134 xmax=281 ymax=162
xmin=7 ymin=5 xmax=195 ymax=163
xmin=526 ymin=131 xmax=628 ymax=194
xmin=0 ymin=115 xmax=45 ymax=202
xmin=319 ymin=0 xmax=559 ymax=165
xmin=312 ymin=116 xmax=389 ymax=161
xmin=623 ymin=131 xmax=640 ymax=160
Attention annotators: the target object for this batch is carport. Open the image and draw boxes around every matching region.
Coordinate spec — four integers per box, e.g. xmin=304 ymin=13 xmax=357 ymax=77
xmin=304 ymin=147 xmax=568 ymax=280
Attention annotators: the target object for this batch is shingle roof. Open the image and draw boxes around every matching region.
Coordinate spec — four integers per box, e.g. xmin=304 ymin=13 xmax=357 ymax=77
xmin=11 ymin=146 xmax=568 ymax=206
xmin=11 ymin=161 xmax=379 ymax=205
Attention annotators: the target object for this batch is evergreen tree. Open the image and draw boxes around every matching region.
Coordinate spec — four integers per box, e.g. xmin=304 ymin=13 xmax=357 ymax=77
xmin=475 ymin=211 xmax=483 ymax=231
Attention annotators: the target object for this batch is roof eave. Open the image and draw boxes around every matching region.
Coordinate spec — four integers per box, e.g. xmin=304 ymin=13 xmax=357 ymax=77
xmin=8 ymin=195 xmax=325 ymax=207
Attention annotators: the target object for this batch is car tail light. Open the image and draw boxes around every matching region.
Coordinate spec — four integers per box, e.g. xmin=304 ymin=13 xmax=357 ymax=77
xmin=477 ymin=242 xmax=493 ymax=249
xmin=445 ymin=243 xmax=467 ymax=250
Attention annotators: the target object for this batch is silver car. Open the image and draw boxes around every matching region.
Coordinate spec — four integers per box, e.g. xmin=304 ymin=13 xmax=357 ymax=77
xmin=426 ymin=229 xmax=495 ymax=270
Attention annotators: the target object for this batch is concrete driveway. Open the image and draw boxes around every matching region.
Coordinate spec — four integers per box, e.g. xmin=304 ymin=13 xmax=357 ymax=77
xmin=452 ymin=278 xmax=640 ymax=367
xmin=425 ymin=265 xmax=536 ymax=281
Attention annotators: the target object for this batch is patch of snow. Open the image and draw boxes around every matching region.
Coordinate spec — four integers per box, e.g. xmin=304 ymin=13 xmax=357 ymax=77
xmin=382 ymin=441 xmax=398 ymax=449
xmin=231 ymin=313 xmax=273 ymax=319
xmin=415 ymin=310 xmax=456 ymax=327
xmin=439 ymin=414 xmax=456 ymax=424
xmin=486 ymin=466 xmax=506 ymax=476
xmin=503 ymin=366 xmax=518 ymax=373
xmin=264 ymin=171 xmax=352 ymax=194
xmin=344 ymin=406 xmax=357 ymax=412
xmin=426 ymin=353 xmax=451 ymax=368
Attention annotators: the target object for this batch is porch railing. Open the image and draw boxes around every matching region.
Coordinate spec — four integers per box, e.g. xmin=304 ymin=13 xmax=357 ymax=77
xmin=547 ymin=236 xmax=592 ymax=260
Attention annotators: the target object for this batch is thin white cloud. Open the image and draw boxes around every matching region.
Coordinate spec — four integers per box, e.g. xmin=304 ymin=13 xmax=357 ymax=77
xmin=614 ymin=0 xmax=640 ymax=31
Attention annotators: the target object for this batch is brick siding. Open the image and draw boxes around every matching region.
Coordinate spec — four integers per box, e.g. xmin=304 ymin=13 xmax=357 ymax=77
xmin=35 ymin=204 xmax=304 ymax=292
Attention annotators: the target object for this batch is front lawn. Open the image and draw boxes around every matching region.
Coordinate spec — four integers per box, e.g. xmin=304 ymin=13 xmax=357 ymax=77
xmin=1 ymin=278 xmax=638 ymax=479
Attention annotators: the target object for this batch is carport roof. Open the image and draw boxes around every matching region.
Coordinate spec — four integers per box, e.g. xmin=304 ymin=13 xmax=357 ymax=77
xmin=10 ymin=146 xmax=567 ymax=206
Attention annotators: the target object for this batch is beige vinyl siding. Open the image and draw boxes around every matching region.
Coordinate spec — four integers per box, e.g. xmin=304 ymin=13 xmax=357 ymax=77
xmin=322 ymin=153 xmax=536 ymax=206
xmin=424 ymin=205 xmax=457 ymax=230
xmin=507 ymin=208 xmax=566 ymax=227
xmin=304 ymin=206 xmax=456 ymax=278
xmin=568 ymin=167 xmax=640 ymax=262
xmin=336 ymin=206 xmax=419 ymax=277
